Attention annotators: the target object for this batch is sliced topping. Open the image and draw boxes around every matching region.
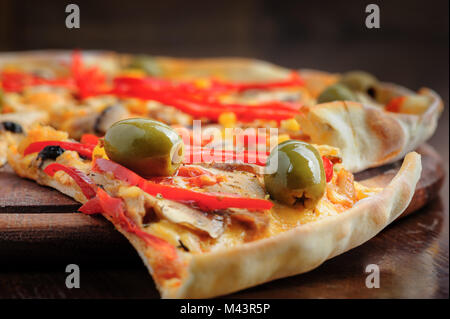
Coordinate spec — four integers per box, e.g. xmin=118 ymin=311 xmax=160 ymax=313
xmin=317 ymin=83 xmax=356 ymax=104
xmin=1 ymin=121 xmax=23 ymax=134
xmin=104 ymin=118 xmax=184 ymax=177
xmin=339 ymin=71 xmax=379 ymax=96
xmin=37 ymin=145 xmax=65 ymax=162
xmin=0 ymin=70 xmax=74 ymax=93
xmin=93 ymin=104 xmax=129 ymax=135
xmin=317 ymin=71 xmax=380 ymax=104
xmin=322 ymin=156 xmax=334 ymax=183
xmin=24 ymin=140 xmax=94 ymax=158
xmin=385 ymin=95 xmax=431 ymax=114
xmin=175 ymin=165 xmax=226 ymax=187
xmin=155 ymin=200 xmax=225 ymax=238
xmin=264 ymin=140 xmax=326 ymax=207
xmin=0 ymin=87 xmax=3 ymax=111
xmin=43 ymin=163 xmax=97 ymax=199
xmin=127 ymin=55 xmax=162 ymax=76
xmin=80 ymin=134 xmax=100 ymax=147
xmin=326 ymin=167 xmax=356 ymax=208
xmin=210 ymin=71 xmax=304 ymax=92
xmin=79 ymin=188 xmax=181 ymax=280
xmin=93 ymin=158 xmax=273 ymax=211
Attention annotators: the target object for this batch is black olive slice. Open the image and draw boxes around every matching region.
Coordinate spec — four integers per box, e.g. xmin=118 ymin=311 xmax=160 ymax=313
xmin=1 ymin=121 xmax=24 ymax=134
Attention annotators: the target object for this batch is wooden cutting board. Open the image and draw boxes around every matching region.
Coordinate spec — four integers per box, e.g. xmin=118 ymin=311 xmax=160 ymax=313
xmin=0 ymin=144 xmax=445 ymax=267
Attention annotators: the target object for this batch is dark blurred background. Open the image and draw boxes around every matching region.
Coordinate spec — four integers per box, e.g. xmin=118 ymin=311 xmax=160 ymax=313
xmin=0 ymin=0 xmax=448 ymax=188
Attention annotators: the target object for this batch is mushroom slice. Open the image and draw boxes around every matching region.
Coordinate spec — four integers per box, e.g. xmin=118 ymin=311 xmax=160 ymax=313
xmin=155 ymin=199 xmax=225 ymax=239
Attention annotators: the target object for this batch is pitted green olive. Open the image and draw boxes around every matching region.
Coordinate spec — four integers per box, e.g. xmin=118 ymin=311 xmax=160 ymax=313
xmin=128 ymin=55 xmax=161 ymax=76
xmin=264 ymin=140 xmax=326 ymax=207
xmin=317 ymin=83 xmax=356 ymax=104
xmin=104 ymin=118 xmax=184 ymax=177
xmin=340 ymin=70 xmax=379 ymax=93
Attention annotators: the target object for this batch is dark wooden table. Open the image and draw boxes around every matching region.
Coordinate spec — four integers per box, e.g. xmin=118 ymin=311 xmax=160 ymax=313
xmin=0 ymin=143 xmax=447 ymax=299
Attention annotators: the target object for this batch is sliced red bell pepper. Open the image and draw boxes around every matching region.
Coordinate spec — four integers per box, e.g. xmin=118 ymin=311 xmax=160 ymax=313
xmin=385 ymin=96 xmax=406 ymax=113
xmin=111 ymin=78 xmax=300 ymax=122
xmin=80 ymin=134 xmax=100 ymax=146
xmin=43 ymin=163 xmax=97 ymax=199
xmin=211 ymin=71 xmax=304 ymax=92
xmin=24 ymin=140 xmax=94 ymax=158
xmin=71 ymin=50 xmax=108 ymax=99
xmin=93 ymin=158 xmax=273 ymax=211
xmin=139 ymin=180 xmax=272 ymax=211
xmin=322 ymin=156 xmax=334 ymax=183
xmin=93 ymin=158 xmax=143 ymax=186
xmin=0 ymin=70 xmax=75 ymax=93
xmin=78 ymin=196 xmax=101 ymax=214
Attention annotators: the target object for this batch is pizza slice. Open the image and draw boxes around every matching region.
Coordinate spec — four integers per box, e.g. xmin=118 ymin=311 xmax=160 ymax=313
xmin=7 ymin=121 xmax=421 ymax=298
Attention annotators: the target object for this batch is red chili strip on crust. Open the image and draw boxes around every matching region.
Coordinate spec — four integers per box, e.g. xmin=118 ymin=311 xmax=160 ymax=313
xmin=43 ymin=163 xmax=97 ymax=199
xmin=24 ymin=141 xmax=94 ymax=158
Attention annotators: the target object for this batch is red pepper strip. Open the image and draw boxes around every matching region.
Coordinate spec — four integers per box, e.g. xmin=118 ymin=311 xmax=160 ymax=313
xmin=140 ymin=180 xmax=272 ymax=211
xmin=0 ymin=71 xmax=75 ymax=93
xmin=93 ymin=158 xmax=143 ymax=186
xmin=93 ymin=158 xmax=273 ymax=211
xmin=71 ymin=50 xmax=107 ymax=99
xmin=80 ymin=134 xmax=100 ymax=146
xmin=322 ymin=156 xmax=334 ymax=183
xmin=79 ymin=189 xmax=180 ymax=280
xmin=24 ymin=141 xmax=94 ymax=158
xmin=43 ymin=163 xmax=97 ymax=199
xmin=111 ymin=80 xmax=300 ymax=122
xmin=78 ymin=196 xmax=101 ymax=214
xmin=177 ymin=165 xmax=215 ymax=177
xmin=209 ymin=71 xmax=305 ymax=92
xmin=385 ymin=96 xmax=405 ymax=113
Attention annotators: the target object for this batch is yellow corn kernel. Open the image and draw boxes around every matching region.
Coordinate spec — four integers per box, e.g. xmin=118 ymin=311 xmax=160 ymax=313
xmin=280 ymin=118 xmax=300 ymax=131
xmin=126 ymin=99 xmax=148 ymax=115
xmin=92 ymin=144 xmax=108 ymax=160
xmin=118 ymin=186 xmax=142 ymax=198
xmin=277 ymin=134 xmax=290 ymax=144
xmin=119 ymin=69 xmax=146 ymax=78
xmin=218 ymin=112 xmax=236 ymax=128
xmin=194 ymin=78 xmax=211 ymax=89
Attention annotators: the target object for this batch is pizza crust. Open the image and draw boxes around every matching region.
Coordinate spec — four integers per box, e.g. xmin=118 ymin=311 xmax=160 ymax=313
xmin=296 ymin=85 xmax=442 ymax=172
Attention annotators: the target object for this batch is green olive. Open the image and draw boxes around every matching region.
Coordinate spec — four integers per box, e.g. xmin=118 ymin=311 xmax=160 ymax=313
xmin=340 ymin=70 xmax=378 ymax=93
xmin=128 ymin=55 xmax=161 ymax=76
xmin=264 ymin=140 xmax=326 ymax=207
xmin=104 ymin=118 xmax=184 ymax=177
xmin=317 ymin=83 xmax=356 ymax=104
